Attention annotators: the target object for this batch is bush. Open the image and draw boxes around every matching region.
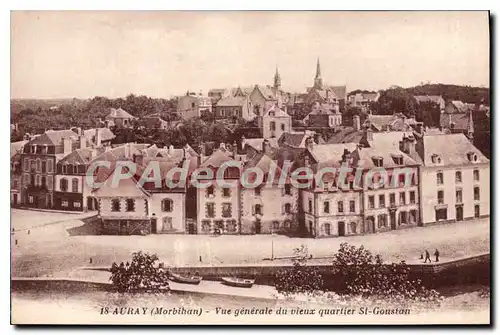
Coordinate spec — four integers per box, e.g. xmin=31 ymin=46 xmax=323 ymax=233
xmin=109 ymin=251 xmax=170 ymax=293
xmin=332 ymin=243 xmax=441 ymax=304
xmin=274 ymin=245 xmax=323 ymax=296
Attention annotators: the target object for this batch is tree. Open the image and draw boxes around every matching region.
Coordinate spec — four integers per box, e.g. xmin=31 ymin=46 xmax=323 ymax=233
xmin=274 ymin=245 xmax=324 ymax=296
xmin=415 ymin=101 xmax=441 ymax=128
xmin=109 ymin=251 xmax=169 ymax=293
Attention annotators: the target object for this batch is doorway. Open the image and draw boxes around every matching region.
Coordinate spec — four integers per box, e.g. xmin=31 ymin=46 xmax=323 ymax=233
xmin=13 ymin=194 xmax=18 ymax=206
xmin=390 ymin=211 xmax=397 ymax=230
xmin=254 ymin=220 xmax=261 ymax=234
xmin=456 ymin=206 xmax=463 ymax=221
xmin=338 ymin=222 xmax=345 ymax=237
xmin=151 ymin=217 xmax=157 ymax=234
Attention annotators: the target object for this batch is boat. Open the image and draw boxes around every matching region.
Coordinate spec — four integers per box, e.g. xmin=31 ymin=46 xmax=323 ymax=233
xmin=221 ymin=277 xmax=255 ymax=288
xmin=169 ymin=272 xmax=202 ymax=285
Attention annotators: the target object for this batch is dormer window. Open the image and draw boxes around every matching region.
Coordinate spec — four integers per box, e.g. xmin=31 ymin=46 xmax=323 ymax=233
xmin=372 ymin=156 xmax=383 ymax=167
xmin=391 ymin=154 xmax=403 ymax=165
xmin=431 ymin=154 xmax=442 ymax=164
xmin=467 ymin=152 xmax=478 ymax=163
xmin=269 ymin=111 xmax=275 ymax=117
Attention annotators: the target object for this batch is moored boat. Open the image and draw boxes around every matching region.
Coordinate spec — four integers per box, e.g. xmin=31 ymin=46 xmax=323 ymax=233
xmin=169 ymin=272 xmax=202 ymax=285
xmin=221 ymin=277 xmax=255 ymax=288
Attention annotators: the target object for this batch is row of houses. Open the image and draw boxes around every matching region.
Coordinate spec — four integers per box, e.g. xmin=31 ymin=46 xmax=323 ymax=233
xmin=11 ymin=114 xmax=489 ymax=238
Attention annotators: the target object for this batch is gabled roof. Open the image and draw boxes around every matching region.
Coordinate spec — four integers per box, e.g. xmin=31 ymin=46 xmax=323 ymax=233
xmin=83 ymin=128 xmax=115 ymax=143
xmin=254 ymin=85 xmax=277 ymax=101
xmin=107 ymin=107 xmax=135 ymax=119
xmin=327 ymin=127 xmax=364 ymax=144
xmin=308 ymin=143 xmax=358 ymax=165
xmin=27 ymin=130 xmax=78 ymax=146
xmin=278 ymin=131 xmax=313 ymax=148
xmin=216 ymin=96 xmax=247 ymax=107
xmin=58 ymin=148 xmax=98 ymax=165
xmin=440 ymin=112 xmax=472 ymax=132
xmin=263 ymin=104 xmax=289 ymax=118
xmin=243 ymin=153 xmax=285 ymax=184
xmin=329 ymin=86 xmax=347 ymax=100
xmin=371 ymin=131 xmax=415 ymax=150
xmin=200 ymin=149 xmax=233 ymax=168
xmin=92 ymin=164 xmax=150 ymax=197
xmin=447 ymin=101 xmax=475 ymax=114
xmin=420 ymin=133 xmax=489 ymax=167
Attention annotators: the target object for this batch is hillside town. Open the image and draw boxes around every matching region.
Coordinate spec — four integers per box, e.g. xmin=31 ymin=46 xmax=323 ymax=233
xmin=11 ymin=60 xmax=490 ymax=239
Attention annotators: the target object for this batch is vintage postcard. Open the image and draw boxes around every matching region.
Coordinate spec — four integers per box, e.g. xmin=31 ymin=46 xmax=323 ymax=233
xmin=10 ymin=11 xmax=490 ymax=325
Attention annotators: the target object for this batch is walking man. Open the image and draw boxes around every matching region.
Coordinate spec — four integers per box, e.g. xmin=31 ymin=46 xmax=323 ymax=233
xmin=424 ymin=249 xmax=431 ymax=263
xmin=434 ymin=249 xmax=440 ymax=262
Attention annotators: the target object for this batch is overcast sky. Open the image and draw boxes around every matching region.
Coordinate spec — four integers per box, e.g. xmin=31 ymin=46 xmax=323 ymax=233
xmin=11 ymin=11 xmax=489 ymax=99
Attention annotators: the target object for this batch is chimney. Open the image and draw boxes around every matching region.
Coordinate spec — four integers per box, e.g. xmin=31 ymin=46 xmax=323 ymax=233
xmin=76 ymin=127 xmax=82 ymax=136
xmin=353 ymin=115 xmax=361 ymax=131
xmin=79 ymin=135 xmax=87 ymax=149
xmin=399 ymin=135 xmax=416 ymax=157
xmin=198 ymin=143 xmax=206 ymax=157
xmin=341 ymin=149 xmax=351 ymax=162
xmin=63 ymin=137 xmax=72 ymax=154
xmin=95 ymin=128 xmax=102 ymax=147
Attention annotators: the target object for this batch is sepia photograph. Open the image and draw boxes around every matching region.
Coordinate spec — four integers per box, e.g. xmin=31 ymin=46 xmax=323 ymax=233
xmin=10 ymin=10 xmax=491 ymax=325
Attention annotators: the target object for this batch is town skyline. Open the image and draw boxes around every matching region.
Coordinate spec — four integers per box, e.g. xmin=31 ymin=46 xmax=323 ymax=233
xmin=11 ymin=11 xmax=489 ymax=100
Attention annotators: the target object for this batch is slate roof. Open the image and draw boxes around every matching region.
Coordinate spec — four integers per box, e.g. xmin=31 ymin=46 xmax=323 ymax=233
xmin=327 ymin=127 xmax=364 ymax=144
xmin=58 ymin=148 xmax=98 ymax=165
xmin=278 ymin=132 xmax=311 ymax=148
xmin=243 ymin=138 xmax=279 ymax=152
xmin=217 ymin=96 xmax=247 ymax=107
xmin=420 ymin=134 xmax=489 ymax=167
xmin=440 ymin=112 xmax=472 ymax=131
xmin=254 ymin=85 xmax=277 ymax=101
xmin=107 ymin=107 xmax=135 ymax=119
xmin=448 ymin=101 xmax=475 ymax=114
xmin=263 ymin=104 xmax=290 ymax=118
xmin=329 ymin=86 xmax=347 ymax=100
xmin=83 ymin=128 xmax=115 ymax=144
xmin=353 ymin=146 xmax=418 ymax=169
xmin=414 ymin=95 xmax=444 ymax=105
xmin=200 ymin=149 xmax=233 ymax=168
xmin=27 ymin=130 xmax=78 ymax=146
xmin=308 ymin=143 xmax=358 ymax=165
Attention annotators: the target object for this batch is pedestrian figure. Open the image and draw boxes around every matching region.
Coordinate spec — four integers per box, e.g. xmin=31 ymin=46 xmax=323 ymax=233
xmin=89 ymin=257 xmax=93 ymax=264
xmin=199 ymin=255 xmax=202 ymax=262
xmin=15 ymin=239 xmax=18 ymax=246
xmin=419 ymin=253 xmax=423 ymax=260
xmin=27 ymin=230 xmax=30 ymax=235
xmin=434 ymin=249 xmax=440 ymax=262
xmin=424 ymin=249 xmax=431 ymax=263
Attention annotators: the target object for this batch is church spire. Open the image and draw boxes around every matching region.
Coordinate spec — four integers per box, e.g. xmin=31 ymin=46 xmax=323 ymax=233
xmin=273 ymin=65 xmax=281 ymax=90
xmin=314 ymin=57 xmax=323 ymax=89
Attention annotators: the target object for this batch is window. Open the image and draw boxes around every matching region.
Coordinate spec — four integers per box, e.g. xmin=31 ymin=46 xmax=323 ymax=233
xmin=61 ymin=200 xmax=69 ymax=207
xmin=273 ymin=221 xmax=280 ymax=230
xmin=191 ymin=102 xmax=195 ymax=108
xmin=41 ymin=176 xmax=46 ymax=188
xmin=409 ymin=210 xmax=417 ymax=224
xmin=222 ymin=188 xmax=231 ymax=197
xmin=323 ymin=201 xmax=330 ymax=214
xmin=206 ymin=202 xmax=215 ymax=218
xmin=162 ymin=198 xmax=173 ymax=212
xmin=74 ymin=202 xmax=81 ymax=208
xmin=162 ymin=217 xmax=173 ymax=230
xmin=399 ymin=211 xmax=408 ymax=225
xmin=410 ymin=191 xmax=416 ymax=204
xmin=206 ymin=186 xmax=215 ymax=198
xmin=111 ymin=199 xmax=120 ymax=212
xmin=60 ymin=178 xmax=68 ymax=192
xmin=226 ymin=220 xmax=237 ymax=232
xmin=389 ymin=193 xmax=396 ymax=206
xmin=377 ymin=214 xmax=387 ymax=228
xmin=30 ymin=175 xmax=35 ymax=186
xmin=201 ymin=220 xmax=211 ymax=232
xmin=349 ymin=200 xmax=355 ymax=213
xmin=222 ymin=203 xmax=232 ymax=218
xmin=475 ymin=205 xmax=480 ymax=218
xmin=47 ymin=160 xmax=53 ymax=173
xmin=41 ymin=161 xmax=47 ymax=173
xmin=280 ymin=123 xmax=285 ymax=131
xmin=270 ymin=121 xmax=276 ymax=131
xmin=455 ymin=171 xmax=462 ymax=183
xmin=254 ymin=186 xmax=261 ymax=196
xmin=308 ymin=200 xmax=312 ymax=213
xmin=368 ymin=196 xmax=375 ymax=209
xmin=28 ymin=196 xmax=34 ymax=204
xmin=126 ymin=199 xmax=135 ymax=212
xmin=72 ymin=178 xmax=78 ymax=192
xmin=379 ymin=195 xmax=385 ymax=208
xmin=474 ymin=187 xmax=480 ymax=201
xmin=372 ymin=157 xmax=383 ymax=167
xmin=284 ymin=203 xmax=291 ymax=214
xmin=324 ymin=223 xmax=331 ymax=235
xmin=399 ymin=192 xmax=406 ymax=205
xmin=437 ymin=190 xmax=444 ymax=204
xmin=36 ymin=159 xmax=41 ymax=172
xmin=254 ymin=204 xmax=263 ymax=215
xmin=23 ymin=158 xmax=29 ymax=171
xmin=284 ymin=184 xmax=291 ymax=195
xmin=30 ymin=160 xmax=36 ymax=171
xmin=67 ymin=165 xmax=73 ymax=175
xmin=337 ymin=201 xmax=344 ymax=213
xmin=350 ymin=222 xmax=357 ymax=234
xmin=456 ymin=189 xmax=463 ymax=203
xmin=35 ymin=175 xmax=41 ymax=186
xmin=47 ymin=176 xmax=53 ymax=190
xmin=62 ymin=165 xmax=67 ymax=174
xmin=392 ymin=155 xmax=403 ymax=165
xmin=437 ymin=172 xmax=443 ymax=185
xmin=473 ymin=169 xmax=480 ymax=181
